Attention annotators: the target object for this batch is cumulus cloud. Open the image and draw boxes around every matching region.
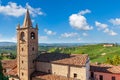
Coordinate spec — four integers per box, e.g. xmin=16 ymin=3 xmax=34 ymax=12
xmin=95 ymin=21 xmax=117 ymax=36
xmin=104 ymin=28 xmax=117 ymax=36
xmin=82 ymin=33 xmax=88 ymax=36
xmin=0 ymin=2 xmax=44 ymax=17
xmin=77 ymin=38 xmax=81 ymax=41
xmin=69 ymin=9 xmax=93 ymax=30
xmin=61 ymin=32 xmax=78 ymax=38
xmin=95 ymin=21 xmax=108 ymax=29
xmin=78 ymin=9 xmax=91 ymax=15
xmin=109 ymin=18 xmax=120 ymax=26
xmin=44 ymin=29 xmax=56 ymax=35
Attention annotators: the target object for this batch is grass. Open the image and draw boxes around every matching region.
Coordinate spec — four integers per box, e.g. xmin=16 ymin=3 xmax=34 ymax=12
xmin=48 ymin=44 xmax=120 ymax=63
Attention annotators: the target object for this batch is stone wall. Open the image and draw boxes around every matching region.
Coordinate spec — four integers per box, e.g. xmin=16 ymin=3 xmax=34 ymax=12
xmin=36 ymin=61 xmax=90 ymax=80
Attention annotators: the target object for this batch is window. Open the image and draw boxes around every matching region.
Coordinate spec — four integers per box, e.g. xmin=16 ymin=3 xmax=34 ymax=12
xmin=112 ymin=76 xmax=116 ymax=80
xmin=12 ymin=79 xmax=14 ymax=80
xmin=48 ymin=69 xmax=51 ymax=73
xmin=3 ymin=69 xmax=6 ymax=73
xmin=20 ymin=32 xmax=25 ymax=41
xmin=74 ymin=73 xmax=77 ymax=78
xmin=33 ymin=60 xmax=34 ymax=63
xmin=99 ymin=75 xmax=103 ymax=80
xmin=91 ymin=72 xmax=94 ymax=78
xmin=22 ymin=48 xmax=24 ymax=51
xmin=32 ymin=47 xmax=34 ymax=51
xmin=31 ymin=32 xmax=35 ymax=39
xmin=22 ymin=72 xmax=24 ymax=76
xmin=22 ymin=60 xmax=23 ymax=64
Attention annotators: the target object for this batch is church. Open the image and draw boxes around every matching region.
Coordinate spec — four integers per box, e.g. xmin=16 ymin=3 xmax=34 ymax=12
xmin=4 ymin=9 xmax=90 ymax=80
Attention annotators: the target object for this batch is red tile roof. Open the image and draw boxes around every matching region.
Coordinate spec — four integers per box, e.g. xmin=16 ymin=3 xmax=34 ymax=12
xmin=1 ymin=59 xmax=17 ymax=69
xmin=7 ymin=66 xmax=17 ymax=76
xmin=32 ymin=71 xmax=74 ymax=80
xmin=90 ymin=63 xmax=120 ymax=74
xmin=36 ymin=53 xmax=88 ymax=66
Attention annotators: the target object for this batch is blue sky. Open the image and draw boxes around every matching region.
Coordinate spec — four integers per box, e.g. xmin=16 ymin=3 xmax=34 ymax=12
xmin=0 ymin=0 xmax=120 ymax=43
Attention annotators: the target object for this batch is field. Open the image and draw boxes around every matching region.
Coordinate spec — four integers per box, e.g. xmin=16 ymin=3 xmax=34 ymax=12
xmin=0 ymin=44 xmax=120 ymax=63
xmin=48 ymin=44 xmax=120 ymax=63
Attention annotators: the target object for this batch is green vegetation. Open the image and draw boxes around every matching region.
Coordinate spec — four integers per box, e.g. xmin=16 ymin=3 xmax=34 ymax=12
xmin=48 ymin=44 xmax=120 ymax=64
xmin=0 ymin=61 xmax=9 ymax=80
xmin=106 ymin=55 xmax=120 ymax=65
xmin=0 ymin=46 xmax=16 ymax=60
xmin=1 ymin=44 xmax=120 ymax=65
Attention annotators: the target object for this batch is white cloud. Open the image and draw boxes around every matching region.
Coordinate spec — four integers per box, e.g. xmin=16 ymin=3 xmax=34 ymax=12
xmin=69 ymin=9 xmax=93 ymax=30
xmin=78 ymin=9 xmax=91 ymax=15
xmin=0 ymin=2 xmax=44 ymax=17
xmin=0 ymin=36 xmax=17 ymax=42
xmin=44 ymin=29 xmax=56 ymax=35
xmin=95 ymin=21 xmax=108 ymax=29
xmin=104 ymin=28 xmax=117 ymax=36
xmin=11 ymin=36 xmax=17 ymax=42
xmin=77 ymin=38 xmax=81 ymax=41
xmin=109 ymin=18 xmax=120 ymax=26
xmin=82 ymin=33 xmax=88 ymax=36
xmin=95 ymin=21 xmax=117 ymax=36
xmin=26 ymin=3 xmax=44 ymax=17
xmin=61 ymin=32 xmax=78 ymax=38
xmin=39 ymin=36 xmax=48 ymax=41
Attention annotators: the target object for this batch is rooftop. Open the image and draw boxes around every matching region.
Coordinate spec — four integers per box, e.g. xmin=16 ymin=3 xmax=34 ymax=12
xmin=90 ymin=63 xmax=120 ymax=74
xmin=36 ymin=53 xmax=89 ymax=66
xmin=32 ymin=71 xmax=74 ymax=80
xmin=1 ymin=59 xmax=17 ymax=69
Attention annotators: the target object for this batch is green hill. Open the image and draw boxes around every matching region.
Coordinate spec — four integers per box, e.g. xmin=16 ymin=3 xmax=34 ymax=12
xmin=48 ymin=44 xmax=120 ymax=63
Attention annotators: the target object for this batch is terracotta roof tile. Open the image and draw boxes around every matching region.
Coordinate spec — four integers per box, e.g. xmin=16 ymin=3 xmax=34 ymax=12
xmin=90 ymin=63 xmax=120 ymax=74
xmin=1 ymin=59 xmax=17 ymax=69
xmin=36 ymin=53 xmax=88 ymax=66
xmin=7 ymin=66 xmax=17 ymax=76
xmin=32 ymin=71 xmax=74 ymax=80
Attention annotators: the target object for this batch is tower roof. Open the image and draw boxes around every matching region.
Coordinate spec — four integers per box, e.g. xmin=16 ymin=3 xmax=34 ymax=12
xmin=23 ymin=9 xmax=32 ymax=28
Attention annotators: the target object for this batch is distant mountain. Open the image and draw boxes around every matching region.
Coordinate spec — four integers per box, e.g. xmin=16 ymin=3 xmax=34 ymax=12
xmin=0 ymin=42 xmax=16 ymax=46
xmin=0 ymin=42 xmax=100 ymax=47
xmin=39 ymin=43 xmax=95 ymax=47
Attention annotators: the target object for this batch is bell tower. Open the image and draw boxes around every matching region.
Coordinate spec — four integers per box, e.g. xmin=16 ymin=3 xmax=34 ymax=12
xmin=17 ymin=9 xmax=38 ymax=80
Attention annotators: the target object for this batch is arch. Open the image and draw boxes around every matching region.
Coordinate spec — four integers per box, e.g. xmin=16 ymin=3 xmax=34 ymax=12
xmin=20 ymin=32 xmax=25 ymax=41
xmin=31 ymin=32 xmax=35 ymax=39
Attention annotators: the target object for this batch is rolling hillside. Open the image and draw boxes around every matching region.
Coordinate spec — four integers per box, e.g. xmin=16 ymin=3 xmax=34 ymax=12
xmin=48 ymin=44 xmax=120 ymax=63
xmin=0 ymin=43 xmax=120 ymax=63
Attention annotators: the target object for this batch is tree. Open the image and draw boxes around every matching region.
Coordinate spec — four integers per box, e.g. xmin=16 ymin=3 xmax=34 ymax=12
xmin=112 ymin=55 xmax=120 ymax=65
xmin=105 ymin=57 xmax=113 ymax=64
xmin=0 ymin=61 xmax=9 ymax=80
xmin=0 ymin=61 xmax=4 ymax=79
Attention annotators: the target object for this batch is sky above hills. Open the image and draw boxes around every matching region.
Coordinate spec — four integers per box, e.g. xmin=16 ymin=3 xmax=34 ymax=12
xmin=0 ymin=0 xmax=120 ymax=43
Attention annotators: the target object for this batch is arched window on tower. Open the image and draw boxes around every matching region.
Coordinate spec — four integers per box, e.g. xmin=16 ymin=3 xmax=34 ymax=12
xmin=20 ymin=32 xmax=25 ymax=41
xmin=31 ymin=32 xmax=35 ymax=39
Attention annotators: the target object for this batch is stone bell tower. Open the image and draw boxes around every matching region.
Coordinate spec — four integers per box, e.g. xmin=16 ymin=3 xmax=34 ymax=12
xmin=17 ymin=9 xmax=38 ymax=80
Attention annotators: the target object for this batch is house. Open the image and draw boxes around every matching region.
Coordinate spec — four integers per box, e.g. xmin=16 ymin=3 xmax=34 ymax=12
xmin=103 ymin=43 xmax=114 ymax=47
xmin=90 ymin=63 xmax=120 ymax=80
xmin=0 ymin=53 xmax=12 ymax=58
xmin=2 ymin=9 xmax=90 ymax=80
xmin=1 ymin=60 xmax=16 ymax=75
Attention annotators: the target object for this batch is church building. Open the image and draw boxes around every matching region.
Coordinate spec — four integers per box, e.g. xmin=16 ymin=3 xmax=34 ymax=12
xmin=5 ymin=9 xmax=90 ymax=80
